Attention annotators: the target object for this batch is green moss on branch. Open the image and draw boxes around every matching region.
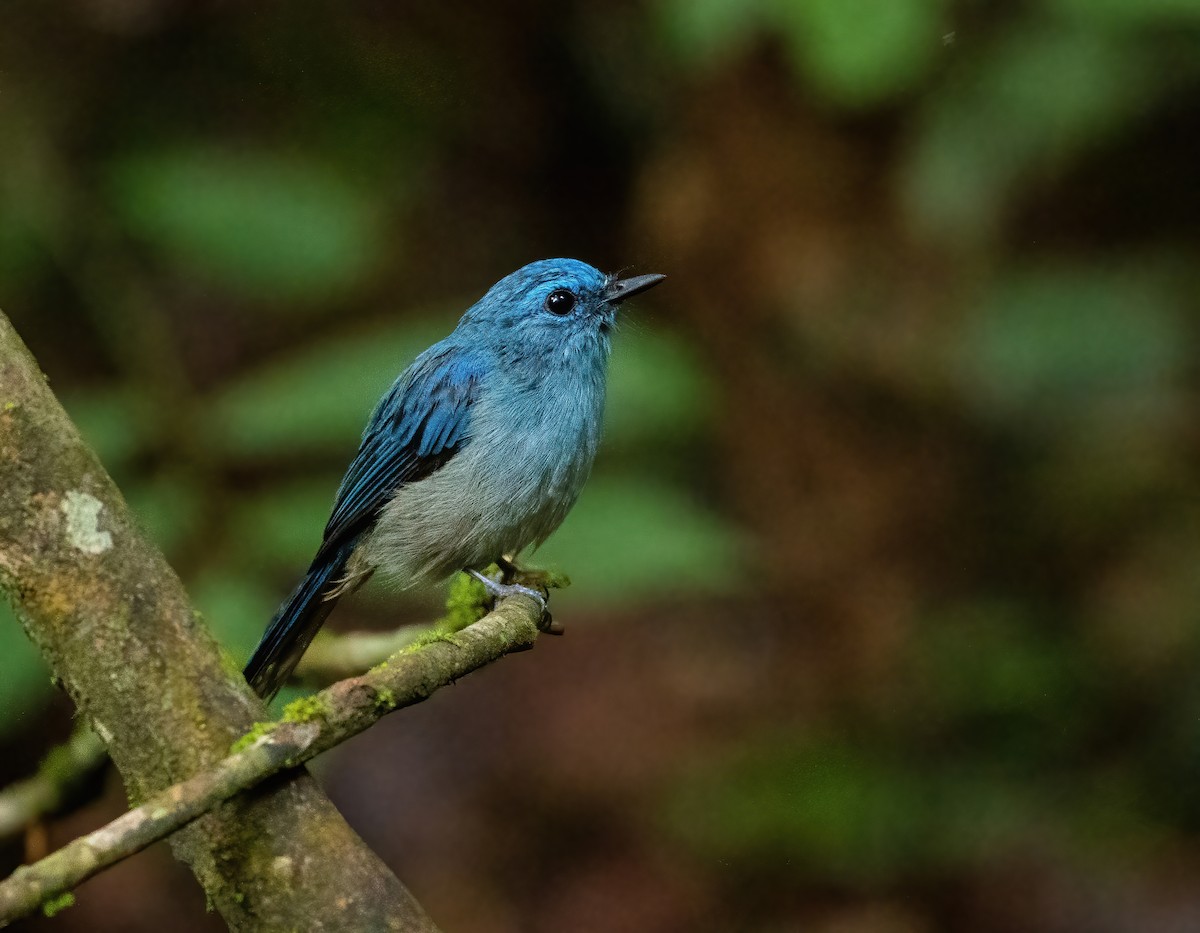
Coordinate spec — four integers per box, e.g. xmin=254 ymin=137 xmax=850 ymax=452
xmin=0 ymin=593 xmax=544 ymax=925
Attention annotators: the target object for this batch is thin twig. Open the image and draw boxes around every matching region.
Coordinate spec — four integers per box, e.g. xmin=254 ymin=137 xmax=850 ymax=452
xmin=0 ymin=616 xmax=473 ymax=840
xmin=0 ymin=729 xmax=108 ymax=842
xmin=0 ymin=625 xmax=425 ymax=840
xmin=293 ymin=624 xmax=427 ymax=687
xmin=0 ymin=591 xmax=543 ymax=926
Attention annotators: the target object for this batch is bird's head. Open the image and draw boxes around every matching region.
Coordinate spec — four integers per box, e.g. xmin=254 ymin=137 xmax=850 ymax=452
xmin=459 ymin=258 xmax=665 ymax=370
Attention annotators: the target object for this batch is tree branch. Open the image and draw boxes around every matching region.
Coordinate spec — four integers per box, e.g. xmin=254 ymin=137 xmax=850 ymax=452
xmin=0 ymin=728 xmax=107 ymax=842
xmin=0 ymin=622 xmax=456 ymax=843
xmin=0 ymin=626 xmax=431 ymax=845
xmin=0 ymin=311 xmax=440 ymax=930
xmin=293 ymin=624 xmax=427 ymax=687
xmin=0 ymin=725 xmax=317 ymax=926
xmin=0 ymin=596 xmax=542 ymax=925
xmin=0 ymin=623 xmax=431 ymax=841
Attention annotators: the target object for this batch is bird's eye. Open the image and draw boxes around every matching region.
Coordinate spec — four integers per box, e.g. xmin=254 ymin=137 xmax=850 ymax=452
xmin=544 ymin=289 xmax=577 ymax=316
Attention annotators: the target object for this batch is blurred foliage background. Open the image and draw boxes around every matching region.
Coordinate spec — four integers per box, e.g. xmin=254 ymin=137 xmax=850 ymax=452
xmin=2 ymin=1 xmax=1199 ymax=930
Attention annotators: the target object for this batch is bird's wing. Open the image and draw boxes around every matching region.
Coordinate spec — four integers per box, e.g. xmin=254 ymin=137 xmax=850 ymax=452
xmin=313 ymin=345 xmax=487 ymax=565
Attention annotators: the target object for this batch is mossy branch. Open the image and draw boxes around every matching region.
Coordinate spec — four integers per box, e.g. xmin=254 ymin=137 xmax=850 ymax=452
xmin=0 ymin=627 xmax=432 ymax=845
xmin=0 ymin=583 xmax=482 ymax=841
xmin=0 ymin=723 xmax=319 ymax=926
xmin=0 ymin=595 xmax=543 ymax=925
xmin=0 ymin=619 xmax=471 ymax=842
xmin=0 ymin=311 xmax=439 ymax=930
xmin=290 ymin=567 xmax=516 ymax=688
xmin=294 ymin=625 xmax=429 ymax=687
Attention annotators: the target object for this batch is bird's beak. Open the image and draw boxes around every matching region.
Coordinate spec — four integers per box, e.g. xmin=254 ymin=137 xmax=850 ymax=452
xmin=603 ymin=272 xmax=666 ymax=305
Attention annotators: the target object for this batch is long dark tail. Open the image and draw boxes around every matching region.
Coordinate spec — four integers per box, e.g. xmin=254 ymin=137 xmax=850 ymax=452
xmin=243 ymin=542 xmax=356 ymax=700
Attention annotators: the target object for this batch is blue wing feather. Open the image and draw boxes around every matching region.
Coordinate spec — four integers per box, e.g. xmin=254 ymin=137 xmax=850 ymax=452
xmin=244 ymin=344 xmax=487 ymax=698
xmin=315 ymin=346 xmax=486 ymax=562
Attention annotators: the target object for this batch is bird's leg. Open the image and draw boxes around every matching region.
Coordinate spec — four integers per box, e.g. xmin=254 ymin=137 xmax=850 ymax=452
xmin=496 ymin=555 xmax=521 ymax=582
xmin=466 ymin=569 xmax=563 ymax=635
xmin=496 ymin=554 xmax=571 ymax=593
xmin=466 ymin=568 xmax=546 ymax=613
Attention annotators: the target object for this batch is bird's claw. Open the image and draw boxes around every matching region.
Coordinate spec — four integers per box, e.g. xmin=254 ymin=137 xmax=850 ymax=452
xmin=466 ymin=569 xmax=563 ymax=635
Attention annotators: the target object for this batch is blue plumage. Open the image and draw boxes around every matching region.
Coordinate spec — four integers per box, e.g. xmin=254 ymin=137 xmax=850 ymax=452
xmin=320 ymin=347 xmax=487 ymax=556
xmin=243 ymin=258 xmax=665 ymax=698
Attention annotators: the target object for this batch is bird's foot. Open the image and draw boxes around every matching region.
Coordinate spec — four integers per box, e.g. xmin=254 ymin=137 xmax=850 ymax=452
xmin=466 ymin=569 xmax=564 ymax=635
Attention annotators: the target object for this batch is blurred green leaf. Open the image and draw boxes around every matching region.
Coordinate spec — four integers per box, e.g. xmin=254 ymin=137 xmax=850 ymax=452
xmin=904 ymin=24 xmax=1156 ymax=238
xmin=224 ymin=477 xmax=337 ymax=572
xmin=536 ymin=472 xmax=742 ymax=606
xmin=667 ymin=739 xmax=923 ymax=880
xmin=190 ymin=570 xmax=281 ymax=661
xmin=0 ymin=214 xmax=46 ymax=291
xmin=123 ymin=471 xmax=207 ymax=560
xmin=770 ymin=0 xmax=946 ymax=106
xmin=910 ymin=601 xmax=1080 ymax=724
xmin=1046 ymin=0 xmax=1200 ymax=26
xmin=59 ymin=386 xmax=156 ymax=474
xmin=1022 ymin=410 xmax=1191 ymax=540
xmin=656 ymin=0 xmax=946 ymax=106
xmin=606 ymin=327 xmax=711 ymax=447
xmin=957 ymin=264 xmax=1185 ymax=422
xmin=108 ymin=148 xmax=387 ymax=306
xmin=665 ymin=729 xmax=1160 ymax=881
xmin=665 ymin=735 xmax=1039 ymax=881
xmin=0 ymin=601 xmax=53 ymax=739
xmin=654 ymin=0 xmax=769 ymax=66
xmin=1062 ymin=764 xmax=1178 ymax=866
xmin=202 ymin=317 xmax=453 ymax=459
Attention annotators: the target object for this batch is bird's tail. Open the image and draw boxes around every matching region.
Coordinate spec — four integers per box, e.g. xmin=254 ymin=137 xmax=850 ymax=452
xmin=243 ymin=542 xmax=357 ymax=700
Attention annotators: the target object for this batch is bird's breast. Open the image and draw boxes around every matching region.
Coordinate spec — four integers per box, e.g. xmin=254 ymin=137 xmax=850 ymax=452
xmin=483 ymin=368 xmax=604 ymax=507
xmin=363 ymin=364 xmax=605 ymax=584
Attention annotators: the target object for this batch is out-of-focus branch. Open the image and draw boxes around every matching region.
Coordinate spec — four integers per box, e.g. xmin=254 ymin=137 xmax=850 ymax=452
xmin=0 ymin=605 xmax=493 ymax=838
xmin=0 ymin=311 xmax=438 ymax=930
xmin=0 ymin=595 xmax=543 ymax=925
xmin=293 ymin=624 xmax=427 ymax=687
xmin=0 ymin=728 xmax=107 ymax=842
xmin=0 ymin=626 xmax=422 ymax=845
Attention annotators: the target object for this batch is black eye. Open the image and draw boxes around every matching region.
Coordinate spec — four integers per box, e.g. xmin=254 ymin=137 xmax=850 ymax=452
xmin=544 ymin=289 xmax=577 ymax=316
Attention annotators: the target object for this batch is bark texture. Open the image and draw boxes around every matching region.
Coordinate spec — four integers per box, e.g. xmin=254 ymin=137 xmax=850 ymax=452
xmin=0 ymin=312 xmax=437 ymax=931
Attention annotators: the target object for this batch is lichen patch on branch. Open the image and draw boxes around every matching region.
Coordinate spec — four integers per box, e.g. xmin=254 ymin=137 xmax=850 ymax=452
xmin=59 ymin=492 xmax=112 ymax=555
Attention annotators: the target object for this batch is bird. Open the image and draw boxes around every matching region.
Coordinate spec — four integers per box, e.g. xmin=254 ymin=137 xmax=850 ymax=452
xmin=243 ymin=258 xmax=665 ymax=699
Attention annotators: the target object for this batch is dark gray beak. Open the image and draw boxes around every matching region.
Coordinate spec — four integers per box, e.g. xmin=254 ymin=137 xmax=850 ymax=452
xmin=603 ymin=272 xmax=666 ymax=305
